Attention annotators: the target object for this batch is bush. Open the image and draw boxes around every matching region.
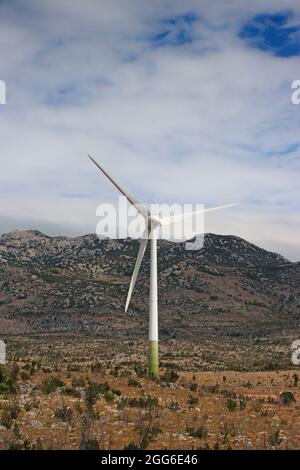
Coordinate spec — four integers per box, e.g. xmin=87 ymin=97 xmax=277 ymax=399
xmin=85 ymin=382 xmax=111 ymax=407
xmin=0 ymin=383 xmax=11 ymax=395
xmin=251 ymin=399 xmax=263 ymax=413
xmin=187 ymin=395 xmax=199 ymax=406
xmin=128 ymin=378 xmax=141 ymax=388
xmin=0 ymin=366 xmax=17 ymax=395
xmin=292 ymin=374 xmax=299 ymax=387
xmin=124 ymin=442 xmax=139 ymax=450
xmin=160 ymin=370 xmax=180 ymax=383
xmin=90 ymin=363 xmax=102 ymax=373
xmin=84 ymin=381 xmax=119 ymax=407
xmin=79 ymin=414 xmax=100 ymax=450
xmin=168 ymin=400 xmax=180 ymax=411
xmin=0 ymin=400 xmax=20 ymax=429
xmin=190 ymin=383 xmax=198 ymax=392
xmin=72 ymin=377 xmax=86 ymax=388
xmin=103 ymin=391 xmax=114 ymax=403
xmin=20 ymin=372 xmax=30 ymax=381
xmin=54 ymin=405 xmax=73 ymax=424
xmin=133 ymin=364 xmax=147 ymax=378
xmin=8 ymin=440 xmax=31 ymax=450
xmin=119 ymin=395 xmax=159 ymax=409
xmin=41 ymin=376 xmax=64 ymax=394
xmin=63 ymin=387 xmax=81 ymax=398
xmin=239 ymin=398 xmax=247 ymax=411
xmin=242 ymin=381 xmax=252 ymax=388
xmin=186 ymin=425 xmax=208 ymax=439
xmin=81 ymin=438 xmax=100 ymax=450
xmin=269 ymin=430 xmax=282 ymax=447
xmin=135 ymin=409 xmax=161 ymax=449
xmin=279 ymin=391 xmax=295 ymax=405
xmin=226 ymin=399 xmax=237 ymax=411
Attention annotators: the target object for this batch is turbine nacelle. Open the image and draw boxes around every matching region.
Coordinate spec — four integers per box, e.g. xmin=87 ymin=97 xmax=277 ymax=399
xmin=147 ymin=215 xmax=162 ymax=232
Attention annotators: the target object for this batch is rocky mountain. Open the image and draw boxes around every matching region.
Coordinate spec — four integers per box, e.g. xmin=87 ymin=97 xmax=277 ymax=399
xmin=0 ymin=230 xmax=299 ymax=340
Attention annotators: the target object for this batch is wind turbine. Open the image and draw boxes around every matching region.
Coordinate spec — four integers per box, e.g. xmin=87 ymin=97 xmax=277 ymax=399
xmin=88 ymin=155 xmax=235 ymax=379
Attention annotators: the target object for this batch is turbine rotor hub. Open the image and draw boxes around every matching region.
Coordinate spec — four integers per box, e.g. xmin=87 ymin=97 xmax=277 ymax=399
xmin=147 ymin=215 xmax=161 ymax=231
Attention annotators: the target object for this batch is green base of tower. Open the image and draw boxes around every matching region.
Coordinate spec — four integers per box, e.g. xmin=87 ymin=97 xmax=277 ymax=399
xmin=148 ymin=340 xmax=159 ymax=379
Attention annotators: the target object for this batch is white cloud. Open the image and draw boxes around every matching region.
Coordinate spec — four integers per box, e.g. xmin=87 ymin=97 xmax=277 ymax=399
xmin=0 ymin=0 xmax=299 ymax=260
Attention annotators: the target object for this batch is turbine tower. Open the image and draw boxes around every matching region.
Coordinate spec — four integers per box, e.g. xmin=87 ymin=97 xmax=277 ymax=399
xmin=88 ymin=155 xmax=235 ymax=379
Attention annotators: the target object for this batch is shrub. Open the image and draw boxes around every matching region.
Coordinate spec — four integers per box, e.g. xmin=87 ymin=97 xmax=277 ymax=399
xmin=54 ymin=405 xmax=73 ymax=424
xmin=0 ymin=366 xmax=16 ymax=395
xmin=135 ymin=409 xmax=161 ymax=449
xmin=20 ymin=372 xmax=30 ymax=381
xmin=0 ymin=400 xmax=20 ymax=429
xmin=251 ymin=399 xmax=263 ymax=413
xmin=103 ymin=391 xmax=114 ymax=403
xmin=293 ymin=374 xmax=299 ymax=387
xmin=279 ymin=391 xmax=295 ymax=405
xmin=128 ymin=378 xmax=141 ymax=388
xmin=160 ymin=369 xmax=180 ymax=383
xmin=41 ymin=376 xmax=64 ymax=394
xmin=190 ymin=383 xmax=198 ymax=392
xmin=239 ymin=398 xmax=247 ymax=411
xmin=34 ymin=438 xmax=43 ymax=450
xmin=63 ymin=387 xmax=81 ymax=398
xmin=269 ymin=430 xmax=282 ymax=447
xmin=79 ymin=413 xmax=100 ymax=450
xmin=119 ymin=395 xmax=159 ymax=409
xmin=81 ymin=438 xmax=100 ymax=450
xmin=90 ymin=363 xmax=102 ymax=373
xmin=8 ymin=440 xmax=31 ymax=450
xmin=226 ymin=399 xmax=237 ymax=411
xmin=134 ymin=364 xmax=147 ymax=378
xmin=85 ymin=382 xmax=109 ymax=407
xmin=0 ymin=383 xmax=11 ymax=395
xmin=72 ymin=377 xmax=86 ymax=388
xmin=221 ymin=422 xmax=237 ymax=441
xmin=292 ymin=374 xmax=299 ymax=387
xmin=75 ymin=401 xmax=83 ymax=414
xmin=168 ymin=400 xmax=180 ymax=411
xmin=186 ymin=425 xmax=208 ymax=439
xmin=242 ymin=381 xmax=252 ymax=388
xmin=124 ymin=442 xmax=139 ymax=450
xmin=187 ymin=395 xmax=199 ymax=406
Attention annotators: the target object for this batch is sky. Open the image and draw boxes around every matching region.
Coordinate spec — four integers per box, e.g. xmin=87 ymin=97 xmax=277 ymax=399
xmin=0 ymin=0 xmax=300 ymax=260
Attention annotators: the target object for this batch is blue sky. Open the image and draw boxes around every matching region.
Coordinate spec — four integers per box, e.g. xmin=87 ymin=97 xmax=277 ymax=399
xmin=240 ymin=11 xmax=300 ymax=57
xmin=0 ymin=0 xmax=300 ymax=260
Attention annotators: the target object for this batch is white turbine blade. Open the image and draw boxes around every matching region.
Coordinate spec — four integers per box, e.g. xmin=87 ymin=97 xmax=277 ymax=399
xmin=125 ymin=238 xmax=148 ymax=312
xmin=88 ymin=155 xmax=149 ymax=219
xmin=159 ymin=204 xmax=237 ymax=226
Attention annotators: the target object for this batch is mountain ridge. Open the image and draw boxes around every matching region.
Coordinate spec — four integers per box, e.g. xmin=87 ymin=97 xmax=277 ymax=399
xmin=0 ymin=230 xmax=299 ymax=339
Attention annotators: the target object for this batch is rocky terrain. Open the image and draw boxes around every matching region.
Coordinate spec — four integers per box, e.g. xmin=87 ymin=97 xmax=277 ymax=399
xmin=0 ymin=230 xmax=299 ymax=343
xmin=1 ymin=230 xmax=300 ymax=450
xmin=2 ymin=360 xmax=300 ymax=450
